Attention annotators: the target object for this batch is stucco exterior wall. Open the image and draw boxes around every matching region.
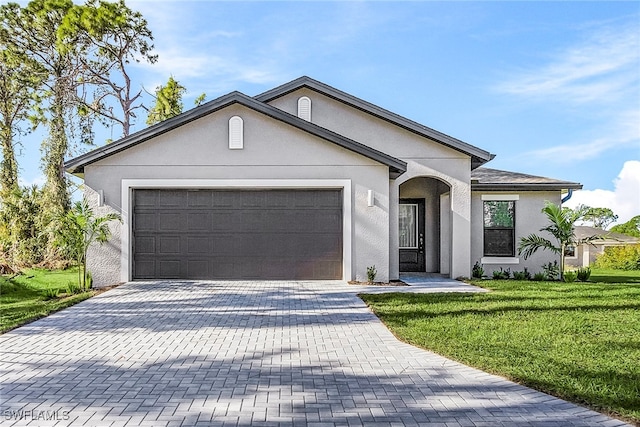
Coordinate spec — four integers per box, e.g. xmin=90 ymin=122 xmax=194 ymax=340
xmin=267 ymin=89 xmax=474 ymax=278
xmin=84 ymin=104 xmax=391 ymax=286
xmin=471 ymin=191 xmax=562 ymax=277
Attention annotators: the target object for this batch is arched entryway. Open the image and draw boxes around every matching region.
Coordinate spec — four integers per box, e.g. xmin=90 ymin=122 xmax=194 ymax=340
xmin=398 ymin=177 xmax=451 ymax=275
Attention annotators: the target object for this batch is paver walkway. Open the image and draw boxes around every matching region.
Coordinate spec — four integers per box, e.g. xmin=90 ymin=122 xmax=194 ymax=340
xmin=0 ymin=280 xmax=629 ymax=426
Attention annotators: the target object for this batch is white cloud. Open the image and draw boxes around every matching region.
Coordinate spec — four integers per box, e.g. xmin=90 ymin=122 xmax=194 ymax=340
xmin=564 ymin=160 xmax=640 ymax=225
xmin=525 ymin=108 xmax=640 ymax=162
xmin=496 ymin=24 xmax=639 ymax=104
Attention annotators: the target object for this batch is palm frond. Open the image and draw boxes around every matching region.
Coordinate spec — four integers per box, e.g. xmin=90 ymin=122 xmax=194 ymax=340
xmin=518 ymin=234 xmax=559 ymax=260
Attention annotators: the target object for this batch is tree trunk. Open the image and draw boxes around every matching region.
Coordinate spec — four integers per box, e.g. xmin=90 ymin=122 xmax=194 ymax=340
xmin=0 ymin=122 xmax=18 ymax=197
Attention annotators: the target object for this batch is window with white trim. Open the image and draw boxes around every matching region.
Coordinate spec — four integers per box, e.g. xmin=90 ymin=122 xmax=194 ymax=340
xmin=483 ymin=200 xmax=515 ymax=257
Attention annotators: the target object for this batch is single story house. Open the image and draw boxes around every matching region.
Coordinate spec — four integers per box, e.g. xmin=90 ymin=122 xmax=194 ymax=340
xmin=65 ymin=76 xmax=582 ymax=286
xmin=565 ymin=226 xmax=640 ymax=268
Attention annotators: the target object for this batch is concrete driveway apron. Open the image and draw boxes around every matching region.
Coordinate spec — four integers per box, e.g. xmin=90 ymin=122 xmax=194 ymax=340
xmin=0 ymin=281 xmax=630 ymax=427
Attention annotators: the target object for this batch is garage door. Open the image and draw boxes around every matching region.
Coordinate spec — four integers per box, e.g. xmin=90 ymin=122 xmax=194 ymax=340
xmin=132 ymin=189 xmax=343 ymax=280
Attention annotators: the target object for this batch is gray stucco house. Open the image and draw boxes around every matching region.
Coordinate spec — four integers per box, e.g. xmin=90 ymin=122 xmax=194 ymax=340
xmin=65 ymin=76 xmax=582 ymax=286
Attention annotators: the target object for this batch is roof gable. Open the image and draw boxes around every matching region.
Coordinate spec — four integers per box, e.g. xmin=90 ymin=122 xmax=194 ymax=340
xmin=255 ymin=76 xmax=495 ymax=169
xmin=65 ymin=91 xmax=406 ymax=178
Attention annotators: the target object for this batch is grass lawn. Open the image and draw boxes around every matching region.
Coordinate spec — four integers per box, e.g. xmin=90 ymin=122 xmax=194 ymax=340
xmin=0 ymin=268 xmax=99 ymax=333
xmin=361 ymin=279 xmax=640 ymax=424
xmin=590 ymin=268 xmax=640 ymax=283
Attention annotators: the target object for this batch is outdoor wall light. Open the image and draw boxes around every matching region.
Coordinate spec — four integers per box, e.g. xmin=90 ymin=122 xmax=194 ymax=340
xmin=367 ymin=189 xmax=375 ymax=207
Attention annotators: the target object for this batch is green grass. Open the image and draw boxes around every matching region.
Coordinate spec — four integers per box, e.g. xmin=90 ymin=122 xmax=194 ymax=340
xmin=361 ymin=280 xmax=640 ymax=424
xmin=590 ymin=268 xmax=640 ymax=283
xmin=0 ymin=268 xmax=97 ymax=333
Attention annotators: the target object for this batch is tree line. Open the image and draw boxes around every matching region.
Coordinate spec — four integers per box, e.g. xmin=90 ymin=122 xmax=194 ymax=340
xmin=1 ymin=0 xmax=199 ymax=271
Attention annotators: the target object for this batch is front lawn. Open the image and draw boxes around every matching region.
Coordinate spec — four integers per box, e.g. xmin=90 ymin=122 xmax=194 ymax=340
xmin=0 ymin=268 xmax=98 ymax=333
xmin=361 ymin=280 xmax=640 ymax=424
xmin=590 ymin=268 xmax=640 ymax=283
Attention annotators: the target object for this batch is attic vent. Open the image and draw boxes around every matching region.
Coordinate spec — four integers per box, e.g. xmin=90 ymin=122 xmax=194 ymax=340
xmin=297 ymin=96 xmax=311 ymax=121
xmin=228 ymin=116 xmax=243 ymax=149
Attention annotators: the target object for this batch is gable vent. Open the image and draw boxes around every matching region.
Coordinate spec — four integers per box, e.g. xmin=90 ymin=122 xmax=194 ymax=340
xmin=297 ymin=96 xmax=311 ymax=121
xmin=228 ymin=116 xmax=244 ymax=149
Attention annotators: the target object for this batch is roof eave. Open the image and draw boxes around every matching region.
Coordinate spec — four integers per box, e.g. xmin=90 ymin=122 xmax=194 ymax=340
xmin=472 ymin=183 xmax=583 ymax=191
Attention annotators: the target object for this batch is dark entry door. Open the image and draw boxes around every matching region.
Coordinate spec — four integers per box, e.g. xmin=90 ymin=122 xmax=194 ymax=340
xmin=399 ymin=199 xmax=425 ymax=272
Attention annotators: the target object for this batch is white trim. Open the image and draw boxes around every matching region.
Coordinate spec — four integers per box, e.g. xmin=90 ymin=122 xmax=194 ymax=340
xmin=228 ymin=116 xmax=243 ymax=149
xmin=121 ymin=179 xmax=352 ymax=282
xmin=481 ymin=194 xmax=520 ymax=201
xmin=481 ymin=257 xmax=520 ymax=264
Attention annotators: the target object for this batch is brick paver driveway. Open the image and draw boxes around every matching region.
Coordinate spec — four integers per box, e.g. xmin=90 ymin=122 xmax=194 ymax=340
xmin=0 ymin=281 xmax=628 ymax=426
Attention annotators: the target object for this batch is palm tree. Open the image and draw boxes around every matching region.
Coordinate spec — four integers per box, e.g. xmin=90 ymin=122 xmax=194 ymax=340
xmin=54 ymin=199 xmax=120 ymax=289
xmin=518 ymin=202 xmax=600 ymax=280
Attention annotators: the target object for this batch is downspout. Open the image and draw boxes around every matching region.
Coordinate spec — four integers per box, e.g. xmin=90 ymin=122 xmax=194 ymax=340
xmin=561 ymin=189 xmax=573 ymax=204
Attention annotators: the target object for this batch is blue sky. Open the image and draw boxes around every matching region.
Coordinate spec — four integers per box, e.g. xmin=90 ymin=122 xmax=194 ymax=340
xmin=14 ymin=1 xmax=640 ymax=223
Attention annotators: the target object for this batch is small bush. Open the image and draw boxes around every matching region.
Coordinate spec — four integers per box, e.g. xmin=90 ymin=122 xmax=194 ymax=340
xmin=67 ymin=282 xmax=82 ymax=295
xmin=532 ymin=272 xmax=547 ymax=281
xmin=576 ymin=267 xmax=591 ymax=282
xmin=594 ymin=244 xmax=640 ymax=271
xmin=542 ymin=261 xmax=560 ymax=280
xmin=512 ymin=268 xmax=531 ymax=280
xmin=366 ymin=265 xmax=377 ymax=283
xmin=43 ymin=288 xmax=59 ymax=300
xmin=86 ymin=270 xmax=93 ymax=290
xmin=563 ymin=271 xmax=577 ymax=283
xmin=492 ymin=268 xmax=510 ymax=280
xmin=472 ymin=261 xmax=485 ymax=279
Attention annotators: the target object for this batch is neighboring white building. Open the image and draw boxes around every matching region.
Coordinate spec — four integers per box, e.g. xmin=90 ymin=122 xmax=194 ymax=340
xmin=565 ymin=226 xmax=640 ymax=268
xmin=65 ymin=77 xmax=582 ymax=286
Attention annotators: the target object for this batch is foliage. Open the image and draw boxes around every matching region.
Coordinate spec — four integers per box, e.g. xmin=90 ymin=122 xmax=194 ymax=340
xmin=361 ymin=280 xmax=640 ymax=423
xmin=542 ymin=260 xmax=560 ymax=280
xmin=491 ymin=267 xmax=510 ymax=280
xmin=0 ymin=185 xmax=48 ymax=268
xmin=576 ymin=267 xmax=591 ymax=282
xmin=532 ymin=272 xmax=546 ymax=281
xmin=581 ymin=206 xmax=618 ymax=230
xmin=43 ymin=287 xmax=59 ymax=300
xmin=60 ymin=0 xmax=156 ymax=138
xmin=366 ymin=265 xmax=377 ymax=283
xmin=146 ymin=76 xmax=186 ymax=125
xmin=0 ymin=44 xmax=44 ymax=197
xmin=512 ymin=268 xmax=531 ymax=280
xmin=519 ymin=202 xmax=601 ymax=280
xmin=610 ymin=215 xmax=640 ymax=238
xmin=563 ymin=270 xmax=577 ymax=283
xmin=0 ymin=268 xmax=95 ymax=332
xmin=594 ymin=244 xmax=640 ymax=271
xmin=471 ymin=261 xmax=484 ymax=279
xmin=53 ymin=199 xmax=120 ymax=288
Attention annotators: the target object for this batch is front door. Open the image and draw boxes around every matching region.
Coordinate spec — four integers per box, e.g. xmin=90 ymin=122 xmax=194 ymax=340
xmin=399 ymin=199 xmax=425 ymax=272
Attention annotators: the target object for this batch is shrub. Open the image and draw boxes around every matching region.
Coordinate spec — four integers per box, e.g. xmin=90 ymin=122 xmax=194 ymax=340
xmin=366 ymin=265 xmax=377 ymax=283
xmin=43 ymin=288 xmax=59 ymax=300
xmin=512 ymin=268 xmax=531 ymax=281
xmin=492 ymin=268 xmax=510 ymax=280
xmin=542 ymin=261 xmax=560 ymax=280
xmin=532 ymin=272 xmax=547 ymax=281
xmin=66 ymin=282 xmax=82 ymax=295
xmin=563 ymin=271 xmax=577 ymax=283
xmin=576 ymin=267 xmax=591 ymax=282
xmin=594 ymin=244 xmax=640 ymax=271
xmin=472 ymin=261 xmax=485 ymax=279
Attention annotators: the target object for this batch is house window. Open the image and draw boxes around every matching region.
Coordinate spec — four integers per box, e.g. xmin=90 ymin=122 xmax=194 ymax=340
xmin=483 ymin=200 xmax=515 ymax=257
xmin=399 ymin=204 xmax=418 ymax=248
xmin=564 ymin=245 xmax=577 ymax=259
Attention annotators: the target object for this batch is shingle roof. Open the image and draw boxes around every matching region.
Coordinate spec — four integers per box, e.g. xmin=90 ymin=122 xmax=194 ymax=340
xmin=64 ymin=91 xmax=407 ymax=178
xmin=255 ymin=76 xmax=495 ymax=170
xmin=471 ymin=167 xmax=582 ymax=191
xmin=574 ymin=226 xmax=640 ymax=243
